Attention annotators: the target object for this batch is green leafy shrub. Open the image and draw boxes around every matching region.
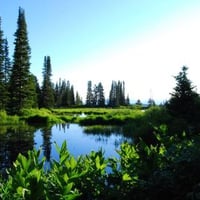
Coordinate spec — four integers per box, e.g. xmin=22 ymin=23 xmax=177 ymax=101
xmin=1 ymin=131 xmax=200 ymax=199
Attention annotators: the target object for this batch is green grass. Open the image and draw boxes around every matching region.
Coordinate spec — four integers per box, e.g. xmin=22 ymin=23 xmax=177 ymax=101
xmin=0 ymin=110 xmax=21 ymax=125
xmin=52 ymin=107 xmax=145 ymax=125
xmin=20 ymin=108 xmax=64 ymax=125
xmin=0 ymin=106 xmax=169 ymax=129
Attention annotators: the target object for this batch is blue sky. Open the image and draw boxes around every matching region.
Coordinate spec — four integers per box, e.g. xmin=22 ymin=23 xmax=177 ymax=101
xmin=1 ymin=0 xmax=200 ymax=102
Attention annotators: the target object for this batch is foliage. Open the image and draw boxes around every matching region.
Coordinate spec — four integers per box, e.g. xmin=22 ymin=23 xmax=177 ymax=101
xmin=0 ymin=110 xmax=20 ymax=125
xmin=108 ymin=80 xmax=127 ymax=107
xmin=0 ymin=17 xmax=7 ymax=110
xmin=8 ymin=8 xmax=37 ymax=114
xmin=166 ymin=66 xmax=200 ymax=134
xmin=1 ymin=129 xmax=200 ymax=200
xmin=20 ymin=108 xmax=63 ymax=125
xmin=41 ymin=56 xmax=55 ymax=108
xmin=54 ymin=79 xmax=76 ymax=108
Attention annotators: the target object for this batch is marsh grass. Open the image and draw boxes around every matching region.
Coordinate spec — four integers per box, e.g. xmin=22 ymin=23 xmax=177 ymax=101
xmin=0 ymin=106 xmax=168 ymax=129
xmin=0 ymin=110 xmax=21 ymax=125
xmin=20 ymin=108 xmax=63 ymax=125
xmin=78 ymin=109 xmax=144 ymax=125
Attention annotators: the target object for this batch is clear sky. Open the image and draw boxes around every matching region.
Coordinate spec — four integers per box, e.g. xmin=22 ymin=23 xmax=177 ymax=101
xmin=1 ymin=0 xmax=200 ymax=103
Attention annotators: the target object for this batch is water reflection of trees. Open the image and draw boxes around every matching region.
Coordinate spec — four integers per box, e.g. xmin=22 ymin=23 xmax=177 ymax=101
xmin=40 ymin=126 xmax=52 ymax=162
xmin=83 ymin=125 xmax=123 ymax=136
xmin=83 ymin=125 xmax=134 ymax=148
xmin=55 ymin=123 xmax=70 ymax=133
xmin=0 ymin=125 xmax=35 ymax=174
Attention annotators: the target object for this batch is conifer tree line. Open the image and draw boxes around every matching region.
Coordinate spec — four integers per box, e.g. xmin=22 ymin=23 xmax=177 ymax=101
xmin=0 ymin=7 xmax=132 ymax=114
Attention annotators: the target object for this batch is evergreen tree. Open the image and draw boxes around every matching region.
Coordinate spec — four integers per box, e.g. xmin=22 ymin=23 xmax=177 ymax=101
xmin=41 ymin=56 xmax=54 ymax=108
xmin=0 ymin=17 xmax=7 ymax=109
xmin=109 ymin=81 xmax=117 ymax=107
xmin=31 ymin=75 xmax=40 ymax=108
xmin=93 ymin=84 xmax=98 ymax=106
xmin=135 ymin=99 xmax=142 ymax=106
xmin=54 ymin=79 xmax=75 ymax=108
xmin=125 ymin=94 xmax=130 ymax=106
xmin=118 ymin=81 xmax=126 ymax=105
xmin=86 ymin=81 xmax=105 ymax=107
xmin=97 ymin=82 xmax=105 ymax=107
xmin=108 ymin=81 xmax=126 ymax=107
xmin=54 ymin=81 xmax=61 ymax=107
xmin=3 ymin=38 xmax=11 ymax=84
xmin=65 ymin=80 xmax=71 ymax=106
xmin=61 ymin=80 xmax=71 ymax=107
xmin=166 ymin=66 xmax=200 ymax=123
xmin=75 ymin=91 xmax=82 ymax=106
xmin=86 ymin=81 xmax=93 ymax=106
xmin=70 ymin=85 xmax=75 ymax=106
xmin=9 ymin=8 xmax=37 ymax=114
xmin=148 ymin=98 xmax=155 ymax=107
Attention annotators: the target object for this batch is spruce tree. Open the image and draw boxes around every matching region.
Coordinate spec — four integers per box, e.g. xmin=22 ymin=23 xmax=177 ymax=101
xmin=86 ymin=81 xmax=93 ymax=106
xmin=75 ymin=91 xmax=82 ymax=106
xmin=41 ymin=56 xmax=54 ymax=108
xmin=97 ymin=82 xmax=105 ymax=107
xmin=109 ymin=81 xmax=117 ymax=107
xmin=125 ymin=95 xmax=130 ymax=106
xmin=108 ymin=81 xmax=126 ymax=107
xmin=3 ymin=38 xmax=11 ymax=84
xmin=54 ymin=81 xmax=61 ymax=107
xmin=70 ymin=85 xmax=75 ymax=106
xmin=93 ymin=84 xmax=98 ymax=106
xmin=166 ymin=66 xmax=200 ymax=123
xmin=9 ymin=8 xmax=37 ymax=114
xmin=65 ymin=80 xmax=71 ymax=106
xmin=0 ymin=17 xmax=6 ymax=109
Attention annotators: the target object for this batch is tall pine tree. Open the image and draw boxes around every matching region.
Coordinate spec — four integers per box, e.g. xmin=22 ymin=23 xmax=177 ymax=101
xmin=108 ymin=80 xmax=126 ymax=107
xmin=0 ymin=17 xmax=7 ymax=109
xmin=97 ymin=82 xmax=105 ymax=107
xmin=41 ymin=56 xmax=54 ymax=108
xmin=9 ymin=7 xmax=37 ymax=114
xmin=75 ymin=91 xmax=82 ymax=106
xmin=86 ymin=80 xmax=93 ymax=106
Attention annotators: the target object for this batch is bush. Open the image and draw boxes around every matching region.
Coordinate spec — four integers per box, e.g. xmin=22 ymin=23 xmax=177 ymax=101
xmin=1 ymin=131 xmax=200 ymax=199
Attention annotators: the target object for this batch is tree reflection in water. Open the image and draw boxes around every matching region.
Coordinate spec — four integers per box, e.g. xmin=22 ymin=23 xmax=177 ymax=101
xmin=0 ymin=125 xmax=35 ymax=175
xmin=0 ymin=123 xmax=134 ymax=174
xmin=41 ymin=126 xmax=52 ymax=162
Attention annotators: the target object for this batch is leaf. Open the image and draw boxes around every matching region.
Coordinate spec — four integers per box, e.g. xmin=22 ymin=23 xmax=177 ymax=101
xmin=122 ymin=173 xmax=132 ymax=181
xmin=19 ymin=154 xmax=29 ymax=171
xmin=54 ymin=142 xmax=61 ymax=154
xmin=95 ymin=156 xmax=101 ymax=170
xmin=63 ymin=192 xmax=80 ymax=200
xmin=63 ymin=183 xmax=73 ymax=194
xmin=63 ymin=174 xmax=69 ymax=183
xmin=60 ymin=153 xmax=69 ymax=164
xmin=60 ymin=141 xmax=67 ymax=153
xmin=17 ymin=186 xmax=29 ymax=198
xmin=29 ymin=169 xmax=41 ymax=182
xmin=69 ymin=157 xmax=77 ymax=169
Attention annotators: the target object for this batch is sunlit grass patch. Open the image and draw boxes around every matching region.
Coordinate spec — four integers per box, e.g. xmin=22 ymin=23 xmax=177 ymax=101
xmin=0 ymin=110 xmax=21 ymax=125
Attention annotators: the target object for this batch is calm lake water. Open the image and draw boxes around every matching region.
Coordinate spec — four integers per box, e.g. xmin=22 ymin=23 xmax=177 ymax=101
xmin=0 ymin=123 xmax=133 ymax=172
